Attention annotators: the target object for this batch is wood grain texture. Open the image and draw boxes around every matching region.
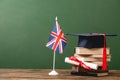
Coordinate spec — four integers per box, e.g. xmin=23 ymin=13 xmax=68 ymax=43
xmin=0 ymin=69 xmax=119 ymax=80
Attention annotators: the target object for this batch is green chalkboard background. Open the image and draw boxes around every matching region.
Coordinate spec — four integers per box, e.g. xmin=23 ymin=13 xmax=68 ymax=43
xmin=0 ymin=0 xmax=120 ymax=69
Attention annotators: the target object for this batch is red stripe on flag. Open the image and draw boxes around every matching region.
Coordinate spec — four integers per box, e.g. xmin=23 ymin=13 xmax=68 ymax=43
xmin=52 ymin=31 xmax=63 ymax=50
xmin=51 ymin=31 xmax=67 ymax=41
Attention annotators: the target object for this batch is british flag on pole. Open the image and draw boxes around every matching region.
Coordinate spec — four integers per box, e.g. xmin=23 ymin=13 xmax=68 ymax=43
xmin=46 ymin=17 xmax=67 ymax=54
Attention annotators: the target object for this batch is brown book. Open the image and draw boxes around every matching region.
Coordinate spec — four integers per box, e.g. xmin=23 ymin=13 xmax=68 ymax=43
xmin=72 ymin=65 xmax=87 ymax=72
xmin=72 ymin=65 xmax=108 ymax=72
xmin=75 ymin=47 xmax=110 ymax=55
xmin=74 ymin=54 xmax=111 ymax=59
xmin=71 ymin=65 xmax=109 ymax=76
xmin=82 ymin=57 xmax=110 ymax=62
xmin=71 ymin=71 xmax=108 ymax=77
xmin=74 ymin=54 xmax=111 ymax=62
xmin=87 ymin=61 xmax=110 ymax=66
xmin=96 ymin=72 xmax=108 ymax=76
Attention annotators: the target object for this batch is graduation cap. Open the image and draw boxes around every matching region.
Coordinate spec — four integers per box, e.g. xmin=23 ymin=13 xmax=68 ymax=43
xmin=67 ymin=33 xmax=117 ymax=48
xmin=66 ymin=33 xmax=117 ymax=70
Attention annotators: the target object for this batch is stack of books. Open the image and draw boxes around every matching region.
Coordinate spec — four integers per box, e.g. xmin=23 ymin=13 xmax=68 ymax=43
xmin=64 ymin=33 xmax=116 ymax=76
xmin=71 ymin=47 xmax=111 ymax=76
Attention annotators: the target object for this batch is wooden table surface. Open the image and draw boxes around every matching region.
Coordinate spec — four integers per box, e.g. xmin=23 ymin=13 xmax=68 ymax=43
xmin=0 ymin=69 xmax=119 ymax=80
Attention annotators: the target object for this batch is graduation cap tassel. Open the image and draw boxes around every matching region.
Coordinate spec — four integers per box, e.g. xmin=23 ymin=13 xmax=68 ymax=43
xmin=102 ymin=34 xmax=107 ymax=70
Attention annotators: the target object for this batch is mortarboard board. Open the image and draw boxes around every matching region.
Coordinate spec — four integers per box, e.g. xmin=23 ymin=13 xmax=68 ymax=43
xmin=66 ymin=33 xmax=117 ymax=48
xmin=66 ymin=33 xmax=117 ymax=70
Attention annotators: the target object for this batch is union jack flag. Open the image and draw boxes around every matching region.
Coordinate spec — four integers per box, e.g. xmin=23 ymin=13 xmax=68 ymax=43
xmin=46 ymin=19 xmax=67 ymax=54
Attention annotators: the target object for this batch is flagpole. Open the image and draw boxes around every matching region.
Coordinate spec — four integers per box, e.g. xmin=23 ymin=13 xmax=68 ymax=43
xmin=53 ymin=50 xmax=56 ymax=71
xmin=52 ymin=16 xmax=57 ymax=71
xmin=48 ymin=51 xmax=58 ymax=76
xmin=48 ymin=16 xmax=59 ymax=76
